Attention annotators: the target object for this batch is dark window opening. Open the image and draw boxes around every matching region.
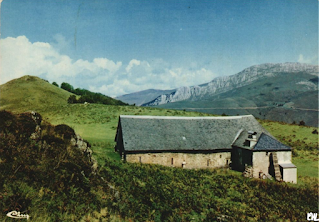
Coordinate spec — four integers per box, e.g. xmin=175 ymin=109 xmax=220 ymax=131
xmin=139 ymin=156 xmax=141 ymax=163
xmin=171 ymin=158 xmax=174 ymax=165
xmin=207 ymin=159 xmax=210 ymax=166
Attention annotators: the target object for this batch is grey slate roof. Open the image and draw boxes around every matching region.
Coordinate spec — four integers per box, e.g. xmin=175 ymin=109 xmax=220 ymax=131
xmin=116 ymin=115 xmax=271 ymax=152
xmin=253 ymin=133 xmax=291 ymax=151
xmin=232 ymin=131 xmax=291 ymax=151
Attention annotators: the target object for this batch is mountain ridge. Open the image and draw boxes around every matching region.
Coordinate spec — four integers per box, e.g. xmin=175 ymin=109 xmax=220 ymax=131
xmin=142 ymin=63 xmax=318 ymax=106
xmin=116 ymin=62 xmax=320 ymax=126
xmin=115 ymin=88 xmax=175 ymax=106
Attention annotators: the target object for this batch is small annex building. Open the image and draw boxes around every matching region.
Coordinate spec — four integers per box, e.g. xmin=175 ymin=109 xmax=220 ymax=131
xmin=115 ymin=115 xmax=297 ymax=183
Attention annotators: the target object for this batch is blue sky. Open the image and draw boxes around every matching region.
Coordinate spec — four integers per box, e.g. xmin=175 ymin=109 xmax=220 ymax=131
xmin=0 ymin=0 xmax=318 ymax=97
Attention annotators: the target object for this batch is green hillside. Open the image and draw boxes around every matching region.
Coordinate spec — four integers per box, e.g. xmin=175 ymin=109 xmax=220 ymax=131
xmin=0 ymin=75 xmax=73 ymax=113
xmin=0 ymin=75 xmax=318 ymax=221
xmin=0 ymin=75 xmax=127 ymax=113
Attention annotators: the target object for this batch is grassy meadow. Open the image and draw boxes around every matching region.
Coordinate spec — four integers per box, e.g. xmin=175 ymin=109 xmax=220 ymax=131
xmin=0 ymin=76 xmax=318 ymax=221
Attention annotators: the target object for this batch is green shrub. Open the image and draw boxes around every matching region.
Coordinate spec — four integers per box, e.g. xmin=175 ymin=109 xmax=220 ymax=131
xmin=67 ymin=95 xmax=77 ymax=104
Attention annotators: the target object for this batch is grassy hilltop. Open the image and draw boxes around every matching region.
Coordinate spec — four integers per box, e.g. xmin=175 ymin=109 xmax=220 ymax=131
xmin=0 ymin=75 xmax=318 ymax=221
xmin=0 ymin=75 xmax=73 ymax=112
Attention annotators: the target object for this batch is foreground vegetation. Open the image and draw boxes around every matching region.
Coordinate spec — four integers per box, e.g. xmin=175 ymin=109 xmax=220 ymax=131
xmin=0 ymin=111 xmax=104 ymax=221
xmin=0 ymin=107 xmax=318 ymax=221
xmin=100 ymin=160 xmax=318 ymax=221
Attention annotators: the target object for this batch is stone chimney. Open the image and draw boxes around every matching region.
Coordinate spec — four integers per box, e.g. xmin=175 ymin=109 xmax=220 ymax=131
xmin=247 ymin=131 xmax=258 ymax=148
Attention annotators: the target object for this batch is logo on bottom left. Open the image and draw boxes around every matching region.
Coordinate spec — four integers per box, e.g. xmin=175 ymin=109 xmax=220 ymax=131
xmin=6 ymin=211 xmax=30 ymax=220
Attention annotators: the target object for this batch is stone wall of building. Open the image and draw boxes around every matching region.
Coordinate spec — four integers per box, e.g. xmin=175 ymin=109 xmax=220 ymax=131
xmin=125 ymin=152 xmax=231 ymax=169
xmin=280 ymin=167 xmax=297 ymax=184
xmin=252 ymin=151 xmax=292 ymax=178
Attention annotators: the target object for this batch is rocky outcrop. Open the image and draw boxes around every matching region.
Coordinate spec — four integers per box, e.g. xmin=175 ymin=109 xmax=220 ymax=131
xmin=71 ymin=134 xmax=98 ymax=172
xmin=29 ymin=111 xmax=42 ymax=140
xmin=27 ymin=111 xmax=98 ymax=173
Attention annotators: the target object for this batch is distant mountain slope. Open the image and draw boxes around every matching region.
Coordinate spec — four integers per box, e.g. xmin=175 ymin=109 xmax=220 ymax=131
xmin=0 ymin=75 xmax=73 ymax=112
xmin=143 ymin=63 xmax=318 ymax=106
xmin=157 ymin=81 xmax=318 ymax=127
xmin=139 ymin=63 xmax=318 ymax=126
xmin=115 ymin=89 xmax=175 ymax=106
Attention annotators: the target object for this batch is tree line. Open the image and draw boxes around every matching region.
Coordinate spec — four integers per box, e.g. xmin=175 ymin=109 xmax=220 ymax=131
xmin=52 ymin=82 xmax=128 ymax=106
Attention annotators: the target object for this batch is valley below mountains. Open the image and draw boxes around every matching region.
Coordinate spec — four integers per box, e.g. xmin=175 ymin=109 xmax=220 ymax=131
xmin=118 ymin=63 xmax=319 ymax=127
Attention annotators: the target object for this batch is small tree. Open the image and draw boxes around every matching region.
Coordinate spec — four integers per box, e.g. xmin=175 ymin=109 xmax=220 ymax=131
xmin=52 ymin=82 xmax=59 ymax=87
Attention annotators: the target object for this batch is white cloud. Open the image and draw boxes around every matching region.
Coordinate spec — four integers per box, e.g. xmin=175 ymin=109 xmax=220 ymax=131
xmin=89 ymin=79 xmax=136 ymax=97
xmin=125 ymin=59 xmax=141 ymax=73
xmin=0 ymin=35 xmax=216 ymax=97
xmin=0 ymin=35 xmax=121 ymax=82
xmin=298 ymin=54 xmax=319 ymax=64
xmin=93 ymin=58 xmax=122 ymax=73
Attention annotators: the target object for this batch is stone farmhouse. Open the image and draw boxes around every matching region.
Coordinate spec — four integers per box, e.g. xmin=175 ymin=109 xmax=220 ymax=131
xmin=115 ymin=115 xmax=297 ymax=183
